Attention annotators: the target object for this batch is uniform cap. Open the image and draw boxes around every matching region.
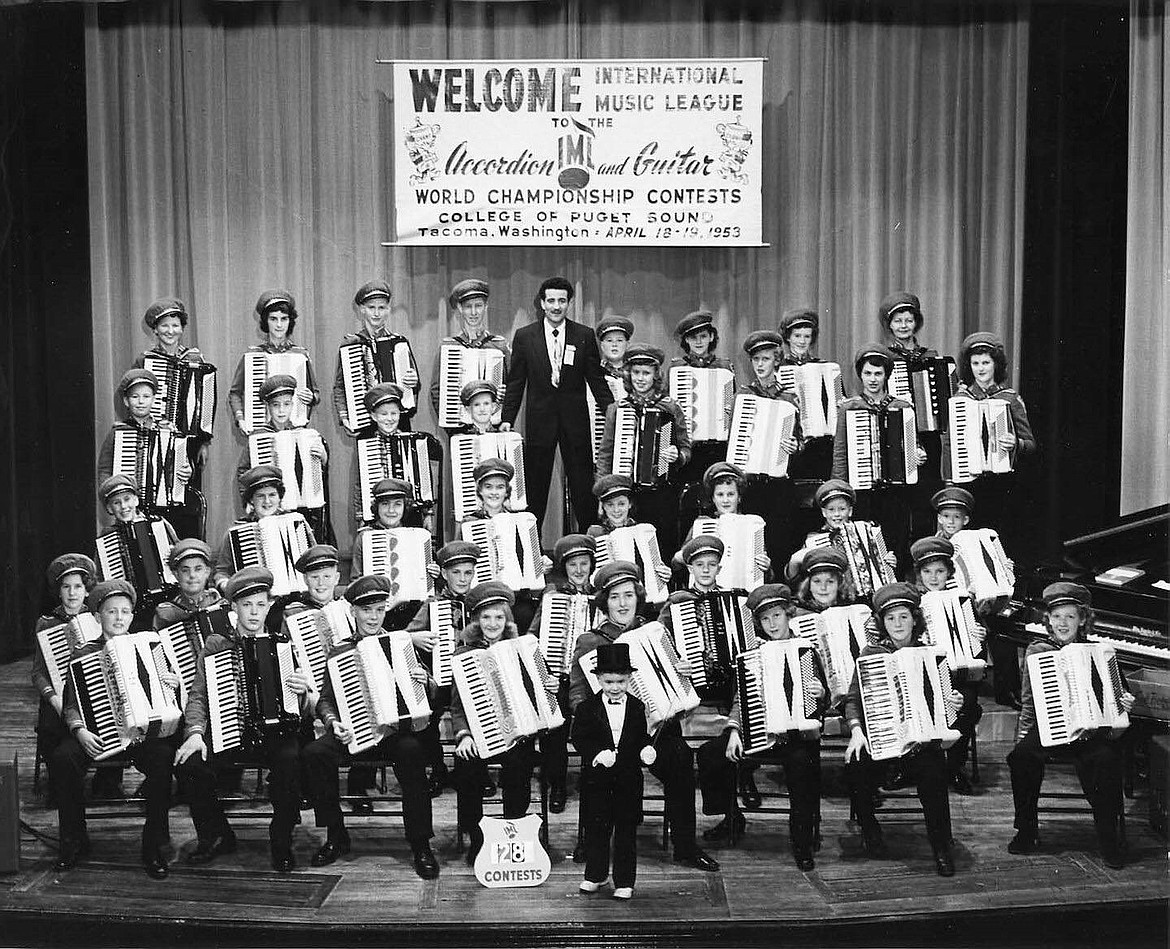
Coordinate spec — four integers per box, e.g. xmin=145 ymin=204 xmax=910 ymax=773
xmin=931 ymin=486 xmax=975 ymax=513
xmin=364 ymin=382 xmax=404 ymax=413
xmin=118 ymin=368 xmax=160 ymax=396
xmin=745 ymin=583 xmax=793 ymax=617
xmin=596 ymin=315 xmax=635 ymax=340
xmin=448 ymin=278 xmax=489 ymax=308
xmin=240 ymin=464 xmax=284 ymax=502
xmin=168 ymin=538 xmax=213 ymax=568
xmin=679 ymin=535 xmax=725 ymax=564
xmin=436 ymin=541 xmax=481 ymax=569
xmin=258 ymin=374 xmax=298 ymax=402
xmin=553 ymin=533 xmax=596 ymax=567
xmin=295 ymin=544 xmax=339 ymax=573
xmin=144 ymin=297 xmax=188 ymax=328
xmin=802 ymin=547 xmax=848 ymax=577
xmin=372 ymin=477 xmax=412 ymax=504
xmin=624 ymin=344 xmax=665 ymax=368
xmin=255 ymin=289 xmax=295 ymax=315
xmin=593 ymin=474 xmax=633 ymax=502
xmin=46 ymin=553 xmax=96 ymax=587
xmin=910 ymin=537 xmax=955 ymax=568
xmin=345 ymin=573 xmax=393 ymax=605
xmin=674 ymin=310 xmax=716 ymax=339
xmin=853 ymin=344 xmax=895 ymax=377
xmin=465 ymin=580 xmax=515 ymax=613
xmin=959 ymin=331 xmax=1005 ymax=361
xmin=98 ymin=473 xmax=140 ymax=504
xmin=815 ymin=479 xmax=856 ymax=507
xmin=594 ymin=560 xmax=641 ymax=594
xmin=86 ymin=579 xmax=137 ymax=612
xmin=878 ymin=291 xmax=923 ymax=330
xmin=872 ymin=582 xmax=922 ymax=615
xmin=354 ymin=280 xmax=392 ymax=305
xmin=702 ymin=462 xmax=744 ymax=491
xmin=1042 ymin=581 xmax=1091 ymax=610
xmin=473 ymin=458 xmax=514 ymax=485
xmin=224 ymin=566 xmax=274 ymax=602
xmin=459 ymin=379 xmax=498 ymax=405
xmin=778 ymin=308 xmax=818 ymax=338
xmin=742 ymin=330 xmax=783 ymax=355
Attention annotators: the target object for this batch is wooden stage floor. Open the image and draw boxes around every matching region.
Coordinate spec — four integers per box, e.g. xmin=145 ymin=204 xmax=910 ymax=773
xmin=0 ymin=656 xmax=1165 ymax=948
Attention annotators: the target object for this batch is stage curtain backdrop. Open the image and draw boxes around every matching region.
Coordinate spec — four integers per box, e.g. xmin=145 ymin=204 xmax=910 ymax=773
xmin=1122 ymin=0 xmax=1169 ymax=516
xmin=85 ymin=0 xmax=1029 ymax=557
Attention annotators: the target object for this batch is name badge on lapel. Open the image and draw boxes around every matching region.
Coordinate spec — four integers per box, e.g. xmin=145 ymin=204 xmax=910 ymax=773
xmin=563 ymin=344 xmax=576 ymax=366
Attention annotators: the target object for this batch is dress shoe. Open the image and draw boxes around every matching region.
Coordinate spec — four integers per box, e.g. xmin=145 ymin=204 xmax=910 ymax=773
xmin=881 ymin=767 xmax=912 ymax=792
xmin=143 ymin=851 xmax=169 ymax=880
xmin=349 ymin=797 xmax=374 ymax=815
xmin=548 ymin=783 xmax=567 ymax=814
xmin=311 ymin=831 xmax=352 ymax=867
xmin=53 ymin=837 xmax=90 ymax=872
xmin=412 ymin=844 xmax=440 ymax=879
xmin=674 ymin=849 xmax=720 ymax=872
xmin=481 ymin=778 xmax=498 ymax=799
xmin=792 ymin=848 xmax=815 ymax=872
xmin=612 ymin=886 xmax=633 ymax=900
xmin=950 ymin=770 xmax=974 ymax=795
xmin=738 ymin=772 xmax=762 ymax=810
xmin=186 ymin=833 xmax=237 ymax=865
xmin=702 ymin=814 xmax=746 ymax=843
xmin=1100 ymin=844 xmax=1124 ymax=870
xmin=860 ymin=820 xmax=887 ymax=858
xmin=934 ymin=847 xmax=955 ymax=877
xmin=571 ymin=839 xmax=587 ymax=864
xmin=579 ymin=878 xmax=606 ymax=893
xmin=272 ymin=851 xmax=296 ymax=873
xmin=1007 ymin=831 xmax=1040 ymax=855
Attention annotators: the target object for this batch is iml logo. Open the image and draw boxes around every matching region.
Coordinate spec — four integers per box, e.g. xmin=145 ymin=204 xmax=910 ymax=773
xmin=557 ymin=118 xmax=596 ymax=190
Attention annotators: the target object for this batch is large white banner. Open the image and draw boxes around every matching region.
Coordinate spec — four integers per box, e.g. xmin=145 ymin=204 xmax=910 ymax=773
xmin=385 ymin=59 xmax=764 ymax=247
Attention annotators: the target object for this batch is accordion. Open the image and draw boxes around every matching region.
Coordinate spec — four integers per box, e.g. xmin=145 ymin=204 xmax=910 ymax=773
xmin=453 ymin=637 xmax=564 ymax=759
xmin=282 ymin=607 xmax=330 ymax=694
xmin=112 ymin=428 xmax=190 ymax=510
xmin=611 ymin=405 xmax=674 ymax=487
xmin=450 ymin=432 xmax=527 ymax=522
xmin=226 ymin=513 xmax=313 ymax=597
xmin=1026 ymin=643 xmax=1130 ymax=747
xmin=319 ymin=599 xmax=358 ymax=648
xmin=951 ymin=528 xmax=1015 ymax=601
xmin=669 ymin=591 xmax=756 ymax=702
xmin=857 ymin=645 xmax=960 ymax=760
xmin=37 ymin=614 xmax=102 ymax=697
xmin=889 ymin=357 xmax=957 ymax=432
xmin=461 ymin=512 xmax=545 ymax=592
xmin=737 ymin=639 xmax=823 ymax=753
xmin=790 ymin=603 xmax=872 ymax=704
xmin=359 ymin=527 xmax=435 ymax=604
xmin=356 ymin=433 xmax=436 ymax=522
xmin=807 ymin=521 xmax=896 ymax=599
xmin=429 ymin=599 xmax=465 ymax=688
xmin=538 ymin=592 xmax=595 ymax=678
xmin=587 ymin=374 xmax=626 ymax=465
xmin=96 ymin=520 xmax=176 ymax=596
xmin=248 ymin=429 xmax=326 ymax=510
xmin=945 ymin=396 xmax=1015 ymax=483
xmin=68 ymin=632 xmax=183 ymax=760
xmin=142 ymin=353 xmax=217 ymax=439
xmin=669 ymin=366 xmax=734 ymax=442
xmin=592 ymin=523 xmax=670 ymax=604
xmin=844 ymin=405 xmax=919 ymax=489
xmin=339 ymin=337 xmax=416 ymax=430
xmin=776 ymin=362 xmax=844 ymax=439
xmin=578 ymin=622 xmax=699 ymax=732
xmin=438 ymin=345 xmax=505 ymax=428
xmin=156 ymin=604 xmax=234 ymax=698
xmin=921 ymin=589 xmax=986 ymax=676
xmin=243 ymin=350 xmax=309 ymax=430
xmin=327 ymin=631 xmax=432 ymax=754
xmin=726 ymin=394 xmax=797 ymax=478
xmin=204 ymin=632 xmax=302 ymax=754
xmin=691 ymin=514 xmax=766 ymax=592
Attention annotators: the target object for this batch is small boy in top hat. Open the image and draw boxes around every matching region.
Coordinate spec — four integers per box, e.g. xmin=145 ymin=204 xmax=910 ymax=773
xmin=572 ymin=642 xmax=656 ymax=900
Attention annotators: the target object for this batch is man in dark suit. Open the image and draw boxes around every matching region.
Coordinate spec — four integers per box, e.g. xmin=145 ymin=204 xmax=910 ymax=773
xmin=501 ymin=276 xmax=614 ymax=532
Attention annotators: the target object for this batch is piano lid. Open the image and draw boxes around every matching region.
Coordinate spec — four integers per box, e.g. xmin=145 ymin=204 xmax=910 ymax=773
xmin=1058 ymin=505 xmax=1169 ymax=630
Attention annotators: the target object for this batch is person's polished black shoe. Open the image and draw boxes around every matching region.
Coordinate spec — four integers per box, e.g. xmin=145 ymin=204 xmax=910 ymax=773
xmin=950 ymin=769 xmax=974 ymax=795
xmin=792 ymin=847 xmax=815 ymax=872
xmin=860 ymin=820 xmax=887 ymax=858
xmin=53 ymin=837 xmax=90 ymax=872
xmin=143 ymin=850 xmax=169 ymax=880
xmin=1007 ymin=830 xmax=1040 ymax=855
xmin=738 ymin=771 xmax=762 ymax=810
xmin=548 ymin=783 xmax=567 ymax=814
xmin=311 ymin=830 xmax=352 ymax=867
xmin=412 ymin=844 xmax=440 ymax=879
xmin=702 ymin=814 xmax=746 ymax=843
xmin=481 ymin=777 xmax=497 ymax=799
xmin=186 ymin=833 xmax=237 ymax=865
xmin=272 ymin=850 xmax=296 ymax=873
xmin=934 ymin=847 xmax=955 ymax=877
xmin=349 ymin=797 xmax=374 ymax=814
xmin=674 ymin=849 xmax=720 ymax=872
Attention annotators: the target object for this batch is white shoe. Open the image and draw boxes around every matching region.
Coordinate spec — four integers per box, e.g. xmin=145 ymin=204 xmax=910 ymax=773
xmin=613 ymin=887 xmax=633 ymax=900
xmin=579 ymin=878 xmax=607 ymax=893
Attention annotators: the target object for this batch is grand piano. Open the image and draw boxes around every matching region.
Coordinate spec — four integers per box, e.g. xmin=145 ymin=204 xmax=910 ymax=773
xmin=993 ymin=505 xmax=1169 ymax=719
